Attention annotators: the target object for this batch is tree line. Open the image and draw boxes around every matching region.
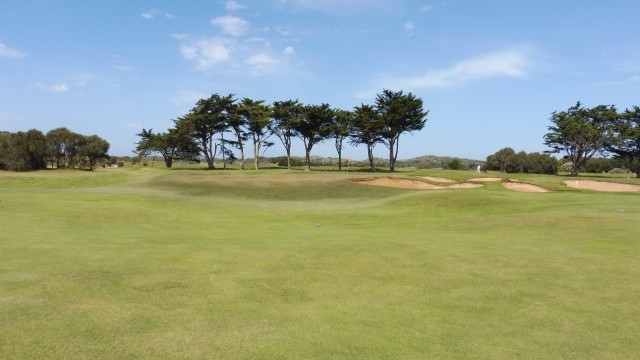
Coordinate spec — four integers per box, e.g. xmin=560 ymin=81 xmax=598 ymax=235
xmin=136 ymin=89 xmax=428 ymax=172
xmin=0 ymin=128 xmax=110 ymax=171
xmin=544 ymin=102 xmax=640 ymax=177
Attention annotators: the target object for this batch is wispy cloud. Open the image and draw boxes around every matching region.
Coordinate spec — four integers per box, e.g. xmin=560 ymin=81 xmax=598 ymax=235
xmin=141 ymin=8 xmax=160 ymax=20
xmin=420 ymin=5 xmax=433 ymax=12
xmin=357 ymin=46 xmax=534 ymax=98
xmin=283 ymin=46 xmax=296 ymax=56
xmin=0 ymin=43 xmax=28 ymax=59
xmin=404 ymin=21 xmax=415 ymax=36
xmin=226 ymin=1 xmax=248 ymax=11
xmin=211 ymin=15 xmax=249 ymax=37
xmin=179 ymin=38 xmax=234 ymax=69
xmin=35 ymin=82 xmax=70 ymax=93
xmin=142 ymin=8 xmax=174 ymax=20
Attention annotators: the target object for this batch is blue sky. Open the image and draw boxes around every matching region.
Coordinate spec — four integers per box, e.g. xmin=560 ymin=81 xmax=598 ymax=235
xmin=1 ymin=0 xmax=639 ymax=160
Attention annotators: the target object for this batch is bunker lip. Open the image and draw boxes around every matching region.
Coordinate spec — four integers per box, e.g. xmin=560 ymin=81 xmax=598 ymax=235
xmin=502 ymin=182 xmax=551 ymax=193
xmin=352 ymin=177 xmax=482 ymax=190
xmin=564 ymin=180 xmax=640 ymax=192
xmin=468 ymin=177 xmax=503 ymax=182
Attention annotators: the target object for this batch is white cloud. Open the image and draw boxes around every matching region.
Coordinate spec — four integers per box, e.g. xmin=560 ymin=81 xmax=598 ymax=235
xmin=165 ymin=13 xmax=175 ymax=19
xmin=283 ymin=46 xmax=296 ymax=56
xmin=179 ymin=38 xmax=234 ymax=69
xmin=357 ymin=46 xmax=534 ymax=98
xmin=0 ymin=43 xmax=28 ymax=59
xmin=141 ymin=8 xmax=160 ymax=20
xmin=226 ymin=1 xmax=248 ymax=11
xmin=404 ymin=21 xmax=414 ymax=35
xmin=211 ymin=15 xmax=249 ymax=37
xmin=35 ymin=82 xmax=70 ymax=93
xmin=420 ymin=5 xmax=433 ymax=12
xmin=245 ymin=53 xmax=280 ymax=76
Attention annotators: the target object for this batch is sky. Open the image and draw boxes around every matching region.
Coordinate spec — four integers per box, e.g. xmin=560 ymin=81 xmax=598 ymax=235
xmin=1 ymin=0 xmax=639 ymax=161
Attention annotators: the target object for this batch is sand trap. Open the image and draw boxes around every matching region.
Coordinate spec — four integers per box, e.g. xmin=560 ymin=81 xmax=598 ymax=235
xmin=502 ymin=182 xmax=551 ymax=193
xmin=354 ymin=177 xmax=483 ymax=190
xmin=421 ymin=176 xmax=456 ymax=183
xmin=469 ymin=177 xmax=503 ymax=182
xmin=564 ymin=180 xmax=640 ymax=192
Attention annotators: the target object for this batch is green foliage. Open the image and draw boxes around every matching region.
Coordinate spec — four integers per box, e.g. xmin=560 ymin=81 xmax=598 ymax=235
xmin=2 ymin=169 xmax=640 ymax=358
xmin=486 ymin=147 xmax=557 ymax=174
xmin=544 ymin=101 xmax=617 ymax=176
xmin=606 ymin=106 xmax=640 ymax=177
xmin=376 ymin=89 xmax=428 ymax=172
xmin=445 ymin=158 xmax=469 ymax=170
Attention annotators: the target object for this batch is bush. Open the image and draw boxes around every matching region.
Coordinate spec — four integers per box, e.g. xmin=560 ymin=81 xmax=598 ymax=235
xmin=609 ymin=168 xmax=628 ymax=174
xmin=117 ymin=161 xmax=125 ymax=168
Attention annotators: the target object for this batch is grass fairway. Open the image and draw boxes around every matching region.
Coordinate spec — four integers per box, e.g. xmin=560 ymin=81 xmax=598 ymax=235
xmin=1 ymin=167 xmax=639 ymax=359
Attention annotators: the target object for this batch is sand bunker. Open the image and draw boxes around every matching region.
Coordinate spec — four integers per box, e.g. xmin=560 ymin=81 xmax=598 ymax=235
xmin=502 ymin=182 xmax=551 ymax=193
xmin=354 ymin=177 xmax=482 ymax=190
xmin=421 ymin=176 xmax=456 ymax=183
xmin=469 ymin=177 xmax=503 ymax=182
xmin=564 ymin=180 xmax=640 ymax=192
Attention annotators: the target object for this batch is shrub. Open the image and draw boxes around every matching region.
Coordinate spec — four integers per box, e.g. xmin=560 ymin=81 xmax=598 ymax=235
xmin=609 ymin=168 xmax=628 ymax=174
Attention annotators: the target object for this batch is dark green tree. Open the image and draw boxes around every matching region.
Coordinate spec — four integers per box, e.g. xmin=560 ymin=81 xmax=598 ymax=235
xmin=80 ymin=135 xmax=110 ymax=170
xmin=331 ymin=109 xmax=351 ymax=171
xmin=179 ymin=93 xmax=235 ymax=169
xmin=270 ymin=99 xmax=302 ymax=170
xmin=375 ymin=89 xmax=428 ymax=172
xmin=544 ymin=101 xmax=617 ymax=176
xmin=135 ymin=127 xmax=198 ymax=168
xmin=350 ymin=104 xmax=382 ymax=172
xmin=238 ymin=98 xmax=273 ymax=170
xmin=226 ymin=101 xmax=248 ymax=170
xmin=294 ymin=103 xmax=335 ymax=171
xmin=606 ymin=106 xmax=640 ymax=177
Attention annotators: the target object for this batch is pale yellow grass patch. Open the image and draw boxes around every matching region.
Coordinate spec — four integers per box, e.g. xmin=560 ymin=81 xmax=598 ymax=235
xmin=502 ymin=182 xmax=551 ymax=193
xmin=469 ymin=177 xmax=503 ymax=182
xmin=421 ymin=176 xmax=456 ymax=183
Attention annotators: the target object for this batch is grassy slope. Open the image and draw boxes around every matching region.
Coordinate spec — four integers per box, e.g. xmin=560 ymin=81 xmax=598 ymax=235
xmin=1 ymin=168 xmax=639 ymax=359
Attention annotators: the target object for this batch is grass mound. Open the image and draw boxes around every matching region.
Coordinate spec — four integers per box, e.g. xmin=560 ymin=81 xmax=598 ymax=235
xmin=1 ymin=168 xmax=639 ymax=359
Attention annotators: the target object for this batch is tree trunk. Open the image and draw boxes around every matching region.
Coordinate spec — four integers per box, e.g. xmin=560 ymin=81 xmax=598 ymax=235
xmin=253 ymin=139 xmax=260 ymax=170
xmin=336 ymin=138 xmax=343 ymax=172
xmin=286 ymin=146 xmax=292 ymax=170
xmin=389 ymin=142 xmax=395 ymax=172
xmin=304 ymin=143 xmax=312 ymax=172
xmin=165 ymin=157 xmax=173 ymax=168
xmin=367 ymin=143 xmax=375 ymax=172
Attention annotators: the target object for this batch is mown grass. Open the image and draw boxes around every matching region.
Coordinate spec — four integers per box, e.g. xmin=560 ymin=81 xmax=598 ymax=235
xmin=1 ymin=168 xmax=639 ymax=359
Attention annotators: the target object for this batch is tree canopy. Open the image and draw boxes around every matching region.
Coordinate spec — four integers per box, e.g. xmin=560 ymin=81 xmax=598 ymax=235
xmin=544 ymin=101 xmax=617 ymax=176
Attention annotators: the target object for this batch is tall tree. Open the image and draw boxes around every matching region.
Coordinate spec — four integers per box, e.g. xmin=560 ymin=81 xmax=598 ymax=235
xmin=544 ymin=101 xmax=617 ymax=176
xmin=80 ymin=135 xmax=110 ymax=170
xmin=226 ymin=102 xmax=248 ymax=170
xmin=486 ymin=147 xmax=516 ymax=172
xmin=606 ymin=106 xmax=640 ymax=177
xmin=0 ymin=130 xmax=48 ymax=171
xmin=270 ymin=99 xmax=302 ymax=169
xmin=45 ymin=127 xmax=73 ymax=168
xmin=375 ymin=89 xmax=428 ymax=172
xmin=294 ymin=104 xmax=335 ymax=171
xmin=350 ymin=104 xmax=382 ymax=172
xmin=179 ymin=93 xmax=235 ymax=169
xmin=332 ymin=109 xmax=351 ymax=171
xmin=238 ymin=98 xmax=273 ymax=170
